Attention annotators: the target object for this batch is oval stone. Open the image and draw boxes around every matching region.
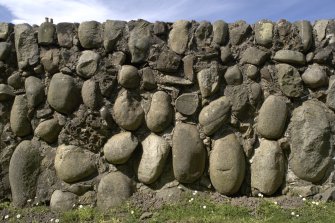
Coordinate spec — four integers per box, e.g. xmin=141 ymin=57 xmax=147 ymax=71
xmin=25 ymin=76 xmax=45 ymax=108
xmin=81 ymin=79 xmax=102 ymax=110
xmin=76 ymin=50 xmax=100 ymax=78
xmin=10 ymin=95 xmax=32 ymax=137
xmin=118 ymin=65 xmax=140 ymax=89
xmin=168 ymin=20 xmax=190 ymax=54
xmin=175 ymin=93 xmax=199 ymax=115
xmin=301 ymin=65 xmax=328 ymax=89
xmin=209 ymin=134 xmax=245 ymax=195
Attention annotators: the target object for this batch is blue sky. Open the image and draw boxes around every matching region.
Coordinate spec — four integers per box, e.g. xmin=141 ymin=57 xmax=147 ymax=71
xmin=0 ymin=0 xmax=334 ymax=24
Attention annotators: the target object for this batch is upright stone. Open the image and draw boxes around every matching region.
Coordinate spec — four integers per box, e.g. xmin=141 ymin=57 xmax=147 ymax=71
xmin=56 ymin=23 xmax=75 ymax=48
xmin=10 ymin=95 xmax=32 ymax=137
xmin=212 ymin=20 xmax=229 ymax=45
xmin=128 ymin=20 xmax=152 ymax=63
xmin=81 ymin=79 xmax=102 ymax=110
xmin=295 ymin=20 xmax=313 ymax=52
xmin=276 ymin=64 xmax=304 ymax=98
xmin=172 ymin=123 xmax=205 ymax=183
xmin=38 ymin=19 xmax=55 ymax=45
xmin=290 ymin=100 xmax=332 ymax=183
xmin=210 ymin=134 xmax=245 ymax=195
xmin=0 ymin=42 xmax=11 ymax=61
xmin=182 ymin=55 xmax=195 ymax=82
xmin=168 ymin=20 xmax=190 ymax=54
xmin=257 ymin=95 xmax=287 ymax=140
xmin=314 ymin=20 xmax=328 ymax=42
xmin=251 ymin=140 xmax=285 ymax=195
xmin=195 ymin=21 xmax=212 ymax=48
xmin=78 ymin=21 xmax=102 ymax=49
xmin=255 ymin=21 xmax=273 ymax=46
xmin=104 ymin=20 xmax=126 ymax=52
xmin=197 ymin=62 xmax=221 ymax=98
xmin=25 ymin=76 xmax=45 ymax=108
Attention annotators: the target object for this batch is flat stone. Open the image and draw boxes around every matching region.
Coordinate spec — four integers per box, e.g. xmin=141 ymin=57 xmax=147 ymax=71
xmin=302 ymin=64 xmax=328 ymax=89
xmin=97 ymin=172 xmax=134 ymax=210
xmin=175 ymin=93 xmax=199 ymax=115
xmin=289 ymin=100 xmax=332 ymax=183
xmin=240 ymin=47 xmax=268 ymax=66
xmin=251 ymin=140 xmax=285 ymax=195
xmin=103 ymin=20 xmax=126 ymax=52
xmin=276 ymin=63 xmax=304 ymax=98
xmin=35 ymin=119 xmax=62 ymax=143
xmin=137 ymin=134 xmax=170 ymax=184
xmin=56 ymin=23 xmax=75 ymax=48
xmin=55 ymin=145 xmax=97 ymax=183
xmin=257 ymin=95 xmax=287 ymax=140
xmin=0 ymin=84 xmax=14 ymax=101
xmin=209 ymin=134 xmax=245 ymax=195
xmin=220 ymin=46 xmax=232 ymax=63
xmin=273 ymin=50 xmax=306 ymax=65
xmin=212 ymin=20 xmax=229 ymax=45
xmin=10 ymin=95 xmax=32 ymax=137
xmin=182 ymin=55 xmax=195 ymax=82
xmin=314 ymin=20 xmax=329 ymax=41
xmin=197 ymin=62 xmax=221 ymax=98
xmin=172 ymin=123 xmax=205 ymax=183
xmin=81 ymin=79 xmax=103 ymax=110
xmin=38 ymin=21 xmax=55 ymax=45
xmin=113 ymin=91 xmax=144 ymax=131
xmin=25 ymin=76 xmax=45 ymax=108
xmin=195 ymin=21 xmax=212 ymax=48
xmin=118 ymin=65 xmax=140 ymax=89
xmin=295 ymin=20 xmax=312 ymax=52
xmin=224 ymin=65 xmax=243 ymax=85
xmin=78 ymin=21 xmax=102 ymax=49
xmin=76 ymin=50 xmax=100 ymax=78
xmin=140 ymin=67 xmax=156 ymax=90
xmin=229 ymin=21 xmax=251 ymax=45
xmin=146 ymin=91 xmax=173 ymax=132
xmin=128 ymin=20 xmax=152 ymax=63
xmin=9 ymin=140 xmax=41 ymax=207
xmin=255 ymin=21 xmax=273 ymax=46
xmin=47 ymin=73 xmax=80 ymax=115
xmin=103 ymin=132 xmax=138 ymax=165
xmin=199 ymin=96 xmax=231 ymax=135
xmin=0 ymin=42 xmax=11 ymax=61
xmin=156 ymin=75 xmax=193 ymax=86
xmin=168 ymin=20 xmax=190 ymax=54
xmin=156 ymin=50 xmax=181 ymax=73
xmin=50 ymin=190 xmax=78 ymax=212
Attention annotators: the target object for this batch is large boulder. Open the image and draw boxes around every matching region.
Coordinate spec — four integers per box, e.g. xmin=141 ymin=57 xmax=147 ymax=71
xmin=128 ymin=20 xmax=152 ymax=63
xmin=25 ymin=76 xmax=45 ymax=108
xmin=97 ymin=172 xmax=134 ymax=210
xmin=76 ymin=50 xmax=100 ymax=78
xmin=172 ymin=123 xmax=205 ymax=183
xmin=9 ymin=140 xmax=41 ymax=207
xmin=168 ymin=20 xmax=190 ymax=54
xmin=78 ymin=21 xmax=102 ymax=49
xmin=251 ymin=140 xmax=285 ymax=195
xmin=209 ymin=134 xmax=245 ymax=195
xmin=275 ymin=64 xmax=304 ymax=98
xmin=10 ymin=95 xmax=32 ymax=137
xmin=146 ymin=91 xmax=173 ymax=132
xmin=113 ymin=91 xmax=144 ymax=131
xmin=47 ymin=73 xmax=80 ymax=115
xmin=256 ymin=95 xmax=287 ymax=140
xmin=199 ymin=96 xmax=231 ymax=135
xmin=289 ymin=100 xmax=332 ymax=183
xmin=103 ymin=132 xmax=138 ymax=165
xmin=41 ymin=49 xmax=60 ymax=74
xmin=137 ymin=134 xmax=170 ymax=184
xmin=229 ymin=21 xmax=251 ymax=45
xmin=55 ymin=145 xmax=97 ymax=183
xmin=35 ymin=119 xmax=62 ymax=143
xmin=50 ymin=190 xmax=78 ymax=212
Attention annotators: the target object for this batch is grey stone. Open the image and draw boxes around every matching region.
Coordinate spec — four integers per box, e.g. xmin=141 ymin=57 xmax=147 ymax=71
xmin=321 ymin=187 xmax=335 ymax=201
xmin=153 ymin=22 xmax=167 ymax=35
xmin=110 ymin=51 xmax=126 ymax=66
xmin=38 ymin=21 xmax=55 ymax=45
xmin=224 ymin=65 xmax=243 ymax=85
xmin=128 ymin=20 xmax=152 ymax=63
xmin=10 ymin=95 xmax=32 ymax=137
xmin=103 ymin=132 xmax=138 ymax=165
xmin=113 ymin=91 xmax=144 ymax=131
xmin=76 ymin=50 xmax=100 ymax=78
xmin=25 ymin=76 xmax=45 ymax=108
xmin=255 ymin=21 xmax=273 ymax=46
xmin=0 ymin=22 xmax=12 ymax=40
xmin=290 ymin=185 xmax=319 ymax=198
xmin=137 ymin=134 xmax=170 ymax=184
xmin=302 ymin=65 xmax=328 ymax=89
xmin=157 ymin=75 xmax=192 ymax=86
xmin=257 ymin=95 xmax=287 ymax=140
xmin=156 ymin=50 xmax=181 ymax=73
xmin=103 ymin=20 xmax=126 ymax=52
xmin=240 ymin=47 xmax=268 ymax=66
xmin=251 ymin=140 xmax=285 ymax=195
xmin=195 ymin=21 xmax=212 ymax=48
xmin=306 ymin=52 xmax=314 ymax=63
xmin=8 ymin=72 xmax=23 ymax=89
xmin=14 ymin=24 xmax=39 ymax=70
xmin=212 ymin=20 xmax=229 ymax=45
xmin=41 ymin=49 xmax=59 ymax=74
xmin=118 ymin=65 xmax=140 ymax=89
xmin=172 ymin=123 xmax=205 ymax=183
xmin=197 ymin=63 xmax=221 ymax=98
xmin=140 ymin=67 xmax=156 ymax=90
xmin=9 ymin=140 xmax=41 ymax=207
xmin=97 ymin=172 xmax=134 ymax=210
xmin=276 ymin=64 xmax=304 ymax=98
xmin=313 ymin=47 xmax=332 ymax=63
xmin=295 ymin=20 xmax=312 ymax=52
xmin=229 ymin=21 xmax=251 ymax=45
xmin=35 ymin=119 xmax=62 ymax=143
xmin=56 ymin=23 xmax=75 ymax=48
xmin=182 ymin=55 xmax=195 ymax=82
xmin=289 ymin=100 xmax=332 ymax=183
xmin=327 ymin=80 xmax=335 ymax=110
xmin=55 ymin=145 xmax=97 ymax=183
xmin=224 ymin=85 xmax=249 ymax=118
xmin=47 ymin=73 xmax=80 ymax=115
xmin=273 ymin=50 xmax=306 ymax=65
xmin=244 ymin=64 xmax=259 ymax=80
xmin=146 ymin=91 xmax=173 ymax=132
xmin=50 ymin=190 xmax=78 ymax=212
xmin=0 ymin=84 xmax=14 ymax=101
xmin=78 ymin=21 xmax=102 ymax=49
xmin=209 ymin=134 xmax=245 ymax=195
xmin=199 ymin=96 xmax=231 ymax=136
xmin=220 ymin=46 xmax=232 ymax=63
xmin=81 ymin=79 xmax=103 ymax=110
xmin=314 ymin=20 xmax=328 ymax=42
xmin=168 ymin=20 xmax=190 ymax=54
xmin=175 ymin=93 xmax=199 ymax=115
xmin=250 ymin=83 xmax=262 ymax=105
xmin=0 ymin=42 xmax=11 ymax=61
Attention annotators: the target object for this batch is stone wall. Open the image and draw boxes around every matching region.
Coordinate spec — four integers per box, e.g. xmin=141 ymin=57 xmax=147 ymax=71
xmin=0 ymin=18 xmax=335 ymax=210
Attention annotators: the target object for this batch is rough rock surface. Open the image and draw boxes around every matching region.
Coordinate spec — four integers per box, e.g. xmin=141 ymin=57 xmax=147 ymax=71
xmin=255 ymin=21 xmax=273 ymax=46
xmin=240 ymin=47 xmax=268 ymax=65
xmin=276 ymin=64 xmax=304 ymax=98
xmin=197 ymin=63 xmax=221 ymax=98
xmin=0 ymin=84 xmax=14 ymax=101
xmin=224 ymin=65 xmax=242 ymax=85
xmin=76 ymin=50 xmax=100 ymax=78
xmin=175 ymin=93 xmax=199 ymax=115
xmin=212 ymin=20 xmax=229 ymax=45
xmin=128 ymin=20 xmax=152 ymax=63
xmin=50 ymin=190 xmax=78 ymax=212
xmin=273 ymin=50 xmax=305 ymax=65
xmin=168 ymin=20 xmax=190 ymax=54
xmin=25 ymin=76 xmax=45 ymax=108
xmin=301 ymin=64 xmax=328 ymax=89
xmin=78 ymin=21 xmax=102 ymax=49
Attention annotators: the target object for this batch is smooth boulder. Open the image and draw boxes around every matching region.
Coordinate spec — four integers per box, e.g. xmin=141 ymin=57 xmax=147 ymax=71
xmin=25 ymin=76 xmax=45 ymax=108
xmin=81 ymin=79 xmax=102 ymax=110
xmin=301 ymin=64 xmax=328 ymax=89
xmin=78 ymin=21 xmax=102 ymax=49
xmin=10 ymin=95 xmax=32 ymax=137
xmin=35 ymin=119 xmax=62 ymax=143
xmin=50 ymin=190 xmax=78 ymax=212
xmin=118 ymin=65 xmax=140 ymax=89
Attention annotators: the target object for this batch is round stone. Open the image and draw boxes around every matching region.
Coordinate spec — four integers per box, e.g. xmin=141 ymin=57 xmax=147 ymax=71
xmin=175 ymin=93 xmax=199 ymax=115
xmin=118 ymin=65 xmax=140 ymax=89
